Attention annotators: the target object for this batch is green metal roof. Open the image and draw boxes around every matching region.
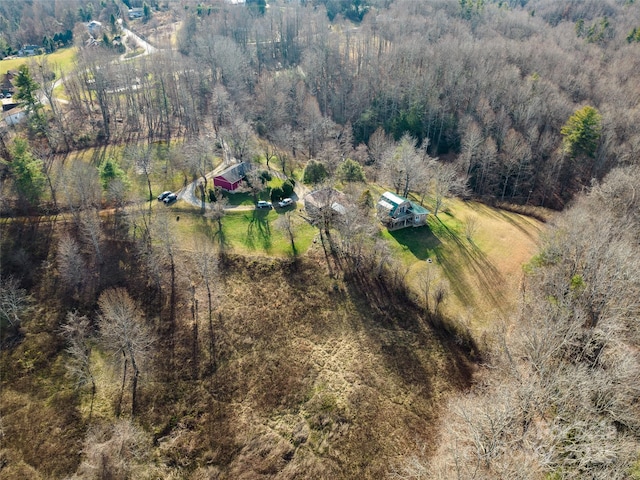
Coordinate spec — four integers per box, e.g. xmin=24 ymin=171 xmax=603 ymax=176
xmin=410 ymin=202 xmax=429 ymax=215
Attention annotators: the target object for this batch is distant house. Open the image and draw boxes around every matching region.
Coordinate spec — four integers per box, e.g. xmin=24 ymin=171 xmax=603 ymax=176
xmin=87 ymin=20 xmax=102 ymax=36
xmin=17 ymin=45 xmax=40 ymax=57
xmin=1 ymin=71 xmax=17 ymax=96
xmin=128 ymin=8 xmax=144 ymax=19
xmin=213 ymin=162 xmax=249 ymax=191
xmin=304 ymin=188 xmax=348 ymax=217
xmin=376 ymin=191 xmax=429 ymax=231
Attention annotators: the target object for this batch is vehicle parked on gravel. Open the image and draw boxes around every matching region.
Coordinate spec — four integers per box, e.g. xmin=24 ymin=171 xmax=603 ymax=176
xmin=278 ymin=198 xmax=293 ymax=208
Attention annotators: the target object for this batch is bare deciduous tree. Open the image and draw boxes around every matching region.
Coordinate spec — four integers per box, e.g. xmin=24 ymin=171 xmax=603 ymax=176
xmin=56 ymin=233 xmax=88 ymax=300
xmin=98 ymin=288 xmax=154 ymax=417
xmin=206 ymin=196 xmax=229 ymax=246
xmin=61 ymin=311 xmax=96 ymax=419
xmin=275 ymin=211 xmax=298 ymax=257
xmin=72 ymin=419 xmax=154 ymax=479
xmin=0 ymin=276 xmax=28 ymax=330
xmin=192 ymin=243 xmax=220 ymax=374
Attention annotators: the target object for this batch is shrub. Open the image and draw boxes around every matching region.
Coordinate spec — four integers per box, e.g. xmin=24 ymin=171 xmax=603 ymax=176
xmin=303 ymin=160 xmax=328 ymax=185
xmin=337 ymin=158 xmax=365 ymax=183
xmin=282 ymin=179 xmax=295 ymax=197
xmin=270 ymin=186 xmax=284 ymax=202
xmin=260 ymin=170 xmax=272 ymax=183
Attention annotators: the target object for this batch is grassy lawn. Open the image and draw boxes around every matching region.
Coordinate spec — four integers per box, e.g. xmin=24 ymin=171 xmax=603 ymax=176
xmin=52 ymin=82 xmax=69 ymax=101
xmin=381 ymin=197 xmax=545 ymax=329
xmin=173 ymin=208 xmax=316 ymax=257
xmin=0 ymin=47 xmax=77 ymax=76
xmin=224 ymin=191 xmax=256 ymax=207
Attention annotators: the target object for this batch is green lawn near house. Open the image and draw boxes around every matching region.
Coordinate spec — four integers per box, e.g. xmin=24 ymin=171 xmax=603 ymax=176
xmin=175 ymin=208 xmax=316 ymax=257
xmin=1 ymin=47 xmax=77 ymax=77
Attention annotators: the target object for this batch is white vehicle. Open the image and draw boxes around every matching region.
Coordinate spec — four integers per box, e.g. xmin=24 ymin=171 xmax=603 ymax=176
xmin=163 ymin=193 xmax=178 ymax=204
xmin=256 ymin=200 xmax=272 ymax=209
xmin=157 ymin=191 xmax=172 ymax=201
xmin=278 ymin=198 xmax=293 ymax=208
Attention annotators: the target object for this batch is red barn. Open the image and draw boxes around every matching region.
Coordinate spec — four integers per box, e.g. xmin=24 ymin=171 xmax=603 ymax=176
xmin=213 ymin=162 xmax=248 ymax=191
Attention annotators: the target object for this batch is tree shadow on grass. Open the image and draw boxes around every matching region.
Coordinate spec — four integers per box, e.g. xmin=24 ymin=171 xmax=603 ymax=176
xmin=388 ymin=225 xmax=441 ymax=261
xmin=466 ymin=201 xmax=542 ymax=240
xmin=342 ymin=271 xmax=477 ymax=397
xmin=245 ymin=210 xmax=272 ymax=252
xmin=430 ymin=216 xmax=506 ymax=312
xmin=194 ymin=218 xmax=231 ymax=252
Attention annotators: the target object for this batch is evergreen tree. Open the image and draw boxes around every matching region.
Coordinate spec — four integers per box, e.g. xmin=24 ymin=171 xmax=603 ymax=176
xmin=14 ymin=64 xmax=41 ymax=112
xmin=5 ymin=138 xmax=47 ymax=206
xmin=561 ymin=106 xmax=602 ymax=159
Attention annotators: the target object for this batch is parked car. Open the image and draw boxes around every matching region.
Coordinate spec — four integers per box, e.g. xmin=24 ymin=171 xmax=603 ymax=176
xmin=163 ymin=193 xmax=178 ymax=204
xmin=278 ymin=198 xmax=293 ymax=208
xmin=256 ymin=200 xmax=272 ymax=209
xmin=157 ymin=191 xmax=172 ymax=201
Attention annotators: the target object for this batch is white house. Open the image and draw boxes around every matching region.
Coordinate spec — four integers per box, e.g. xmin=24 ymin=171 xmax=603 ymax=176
xmin=128 ymin=8 xmax=144 ymax=19
xmin=87 ymin=20 xmax=102 ymax=36
xmin=17 ymin=45 xmax=39 ymax=57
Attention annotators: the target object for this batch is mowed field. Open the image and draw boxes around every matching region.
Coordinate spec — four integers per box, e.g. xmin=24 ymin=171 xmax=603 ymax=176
xmin=0 ymin=47 xmax=77 ymax=75
xmin=385 ymin=198 xmax=545 ymax=330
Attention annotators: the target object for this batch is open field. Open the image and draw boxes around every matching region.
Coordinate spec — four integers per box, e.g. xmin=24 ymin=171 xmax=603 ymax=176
xmin=169 ymin=207 xmax=316 ymax=257
xmin=0 ymin=47 xmax=77 ymax=76
xmin=383 ymin=198 xmax=546 ymax=329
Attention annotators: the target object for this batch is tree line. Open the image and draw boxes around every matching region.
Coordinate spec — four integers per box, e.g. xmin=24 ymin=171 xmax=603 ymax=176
xmin=394 ymin=164 xmax=640 ymax=479
xmin=9 ymin=0 xmax=635 ymax=212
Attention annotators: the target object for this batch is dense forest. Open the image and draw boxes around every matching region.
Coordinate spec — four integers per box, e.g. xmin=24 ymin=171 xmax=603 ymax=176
xmin=1 ymin=0 xmax=640 ymax=478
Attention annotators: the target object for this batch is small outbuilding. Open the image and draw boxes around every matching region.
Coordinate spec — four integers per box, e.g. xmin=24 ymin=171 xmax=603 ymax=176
xmin=304 ymin=188 xmax=348 ymax=216
xmin=2 ymin=107 xmax=26 ymax=126
xmin=128 ymin=8 xmax=144 ymax=19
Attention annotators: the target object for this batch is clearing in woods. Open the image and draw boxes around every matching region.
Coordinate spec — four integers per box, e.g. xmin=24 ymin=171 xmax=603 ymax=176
xmin=384 ymin=198 xmax=545 ymax=329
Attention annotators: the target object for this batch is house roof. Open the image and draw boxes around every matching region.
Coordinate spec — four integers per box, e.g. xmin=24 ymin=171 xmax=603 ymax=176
xmin=2 ymin=106 xmax=25 ymax=117
xmin=377 ymin=191 xmax=430 ymax=217
xmin=331 ymin=202 xmax=346 ymax=215
xmin=304 ymin=188 xmax=348 ymax=210
xmin=410 ymin=203 xmax=429 ymax=215
xmin=381 ymin=191 xmax=408 ymax=207
xmin=377 ymin=199 xmax=395 ymax=211
xmin=215 ymin=162 xmax=247 ymax=184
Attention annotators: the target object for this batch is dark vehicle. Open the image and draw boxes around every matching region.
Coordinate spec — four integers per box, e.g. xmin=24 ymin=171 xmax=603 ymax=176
xmin=157 ymin=191 xmax=172 ymax=201
xmin=163 ymin=193 xmax=178 ymax=204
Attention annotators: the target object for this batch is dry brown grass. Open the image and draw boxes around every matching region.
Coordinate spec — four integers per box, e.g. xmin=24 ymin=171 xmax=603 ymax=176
xmin=1 ymin=222 xmax=480 ymax=479
xmin=404 ymin=199 xmax=546 ymax=331
xmin=129 ymin=254 xmax=478 ymax=479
